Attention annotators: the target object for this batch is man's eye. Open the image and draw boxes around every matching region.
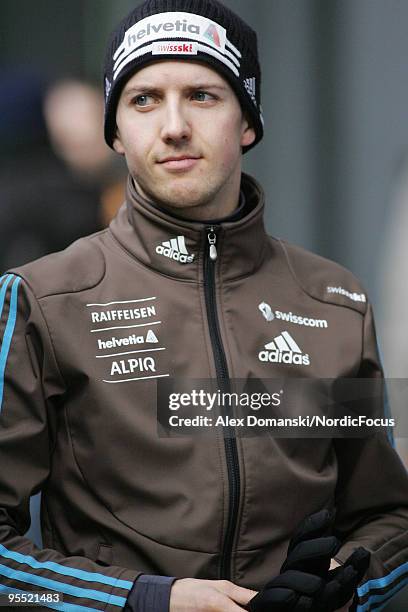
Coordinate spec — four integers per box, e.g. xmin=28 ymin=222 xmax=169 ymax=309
xmin=193 ymin=91 xmax=214 ymax=102
xmin=134 ymin=94 xmax=154 ymax=106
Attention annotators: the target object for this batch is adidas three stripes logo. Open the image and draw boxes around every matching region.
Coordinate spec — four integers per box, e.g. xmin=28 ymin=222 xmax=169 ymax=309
xmin=258 ymin=330 xmax=311 ymax=366
xmin=155 ymin=235 xmax=195 ymax=264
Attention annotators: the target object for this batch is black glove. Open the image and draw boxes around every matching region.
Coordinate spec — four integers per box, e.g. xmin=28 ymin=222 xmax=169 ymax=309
xmin=315 ymin=547 xmax=371 ymax=611
xmin=248 ymin=509 xmax=370 ymax=612
xmin=247 ymin=569 xmax=324 ymax=611
xmin=281 ymin=509 xmax=340 ymax=577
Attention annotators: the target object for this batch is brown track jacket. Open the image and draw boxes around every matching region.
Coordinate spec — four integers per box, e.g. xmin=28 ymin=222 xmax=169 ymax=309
xmin=0 ymin=173 xmax=407 ymax=610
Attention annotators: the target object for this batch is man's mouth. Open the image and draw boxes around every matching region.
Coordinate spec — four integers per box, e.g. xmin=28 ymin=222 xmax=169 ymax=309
xmin=157 ymin=155 xmax=202 ymax=172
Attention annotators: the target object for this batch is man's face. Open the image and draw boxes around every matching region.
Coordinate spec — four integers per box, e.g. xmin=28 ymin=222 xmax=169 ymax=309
xmin=113 ymin=60 xmax=256 ymax=219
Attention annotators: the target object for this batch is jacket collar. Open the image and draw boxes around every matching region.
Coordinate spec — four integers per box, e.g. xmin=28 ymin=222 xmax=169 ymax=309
xmin=109 ymin=172 xmax=268 ymax=282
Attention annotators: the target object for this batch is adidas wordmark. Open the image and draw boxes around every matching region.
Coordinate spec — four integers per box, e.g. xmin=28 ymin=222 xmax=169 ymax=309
xmin=258 ymin=331 xmax=311 ymax=366
xmin=156 ymin=235 xmax=195 ymax=264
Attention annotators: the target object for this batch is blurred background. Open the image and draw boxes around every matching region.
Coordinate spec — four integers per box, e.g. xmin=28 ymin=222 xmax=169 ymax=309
xmin=2 ymin=0 xmax=408 ymax=608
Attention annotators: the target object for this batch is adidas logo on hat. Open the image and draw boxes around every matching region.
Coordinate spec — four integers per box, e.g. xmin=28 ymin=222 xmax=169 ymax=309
xmin=156 ymin=235 xmax=195 ymax=264
xmin=258 ymin=331 xmax=311 ymax=366
xmin=244 ymin=77 xmax=257 ymax=106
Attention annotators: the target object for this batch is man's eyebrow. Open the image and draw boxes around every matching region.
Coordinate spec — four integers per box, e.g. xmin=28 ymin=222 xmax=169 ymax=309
xmin=123 ymin=83 xmax=228 ymax=95
xmin=187 ymin=83 xmax=228 ymax=90
xmin=123 ymin=86 xmax=160 ymax=96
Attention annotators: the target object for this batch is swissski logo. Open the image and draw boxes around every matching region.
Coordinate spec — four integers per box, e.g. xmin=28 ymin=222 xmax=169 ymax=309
xmin=152 ymin=41 xmax=198 ymax=55
xmin=156 ymin=235 xmax=195 ymax=264
xmin=326 ymin=286 xmax=366 ymax=303
xmin=258 ymin=331 xmax=311 ymax=366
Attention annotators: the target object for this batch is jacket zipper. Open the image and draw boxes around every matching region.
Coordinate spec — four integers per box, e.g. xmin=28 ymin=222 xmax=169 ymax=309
xmin=204 ymin=226 xmax=241 ymax=581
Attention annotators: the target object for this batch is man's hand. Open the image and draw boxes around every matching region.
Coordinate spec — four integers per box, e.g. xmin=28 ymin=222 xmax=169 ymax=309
xmin=170 ymin=578 xmax=257 ymax=611
xmin=330 ymin=560 xmax=353 ymax=612
xmin=248 ymin=509 xmax=370 ymax=611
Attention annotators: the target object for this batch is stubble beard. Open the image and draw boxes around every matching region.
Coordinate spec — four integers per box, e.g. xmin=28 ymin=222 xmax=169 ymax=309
xmin=135 ymin=172 xmax=225 ymax=216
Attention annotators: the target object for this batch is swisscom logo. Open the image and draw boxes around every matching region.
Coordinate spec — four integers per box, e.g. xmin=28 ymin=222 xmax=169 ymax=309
xmin=258 ymin=331 xmax=311 ymax=366
xmin=258 ymin=302 xmax=328 ymax=328
xmin=156 ymin=235 xmax=195 ymax=264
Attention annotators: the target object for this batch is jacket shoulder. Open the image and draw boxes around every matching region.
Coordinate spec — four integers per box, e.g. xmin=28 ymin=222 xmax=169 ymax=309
xmin=275 ymin=238 xmax=368 ymax=314
xmin=9 ymin=231 xmax=107 ymax=298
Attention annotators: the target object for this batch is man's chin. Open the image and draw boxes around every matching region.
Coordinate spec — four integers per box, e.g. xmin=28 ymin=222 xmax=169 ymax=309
xmin=152 ymin=183 xmax=213 ymax=210
xmin=156 ymin=194 xmax=210 ymax=211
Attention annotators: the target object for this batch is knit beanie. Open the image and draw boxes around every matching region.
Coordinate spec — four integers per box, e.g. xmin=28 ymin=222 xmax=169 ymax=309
xmin=103 ymin=0 xmax=263 ymax=153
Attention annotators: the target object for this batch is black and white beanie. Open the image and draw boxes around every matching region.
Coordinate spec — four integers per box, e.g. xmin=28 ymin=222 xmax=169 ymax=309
xmin=103 ymin=0 xmax=263 ymax=153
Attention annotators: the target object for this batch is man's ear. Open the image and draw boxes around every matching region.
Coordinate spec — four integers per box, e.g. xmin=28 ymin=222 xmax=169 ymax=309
xmin=113 ymin=129 xmax=125 ymax=155
xmin=240 ymin=115 xmax=256 ymax=148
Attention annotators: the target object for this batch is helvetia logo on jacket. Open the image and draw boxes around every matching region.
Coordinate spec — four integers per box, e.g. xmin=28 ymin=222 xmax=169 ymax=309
xmin=258 ymin=331 xmax=311 ymax=366
xmin=156 ymin=235 xmax=195 ymax=264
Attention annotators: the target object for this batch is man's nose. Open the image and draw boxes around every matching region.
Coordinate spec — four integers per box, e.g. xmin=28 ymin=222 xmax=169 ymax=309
xmin=160 ymin=100 xmax=192 ymax=144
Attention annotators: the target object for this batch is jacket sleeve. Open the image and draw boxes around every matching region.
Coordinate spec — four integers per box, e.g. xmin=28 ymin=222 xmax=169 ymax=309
xmin=333 ymin=302 xmax=408 ymax=611
xmin=0 ymin=273 xmax=141 ymax=611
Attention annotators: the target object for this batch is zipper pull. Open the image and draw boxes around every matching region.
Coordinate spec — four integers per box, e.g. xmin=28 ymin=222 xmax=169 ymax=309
xmin=207 ymin=227 xmax=217 ymax=261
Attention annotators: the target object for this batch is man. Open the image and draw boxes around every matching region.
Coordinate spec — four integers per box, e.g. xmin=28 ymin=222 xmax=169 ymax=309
xmin=0 ymin=1 xmax=408 ymax=611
